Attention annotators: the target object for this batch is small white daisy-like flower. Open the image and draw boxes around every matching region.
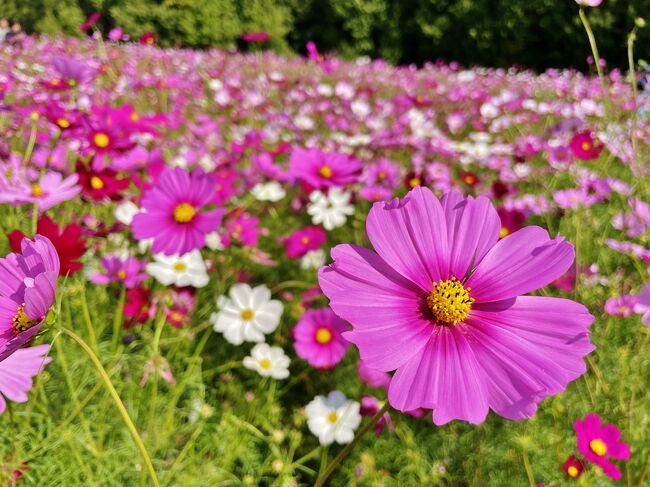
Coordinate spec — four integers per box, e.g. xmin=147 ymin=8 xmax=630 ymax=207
xmin=300 ymin=249 xmax=326 ymax=270
xmin=205 ymin=231 xmax=225 ymax=251
xmin=211 ymin=283 xmax=283 ymax=345
xmin=251 ymin=181 xmax=286 ymax=202
xmin=305 ymin=391 xmax=361 ymax=446
xmin=243 ymin=343 xmax=290 ymax=379
xmin=146 ymin=251 xmax=209 ymax=288
xmin=307 ymin=188 xmax=354 ymax=231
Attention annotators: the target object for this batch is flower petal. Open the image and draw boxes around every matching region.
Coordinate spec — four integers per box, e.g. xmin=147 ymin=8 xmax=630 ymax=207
xmin=466 ymin=226 xmax=574 ymax=302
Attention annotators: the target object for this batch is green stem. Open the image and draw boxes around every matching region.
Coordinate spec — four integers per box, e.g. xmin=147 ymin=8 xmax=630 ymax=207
xmin=521 ymin=448 xmax=536 ymax=487
xmin=579 ymin=8 xmax=607 ymax=93
xmin=111 ymin=287 xmax=126 ymax=352
xmin=22 ymin=122 xmax=38 ymax=165
xmin=59 ymin=326 xmax=161 ymax=487
xmin=314 ymin=402 xmax=390 ymax=487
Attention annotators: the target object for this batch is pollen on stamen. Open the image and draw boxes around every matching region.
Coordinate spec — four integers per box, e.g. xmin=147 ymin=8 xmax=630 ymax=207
xmin=426 ymin=277 xmax=474 ymax=325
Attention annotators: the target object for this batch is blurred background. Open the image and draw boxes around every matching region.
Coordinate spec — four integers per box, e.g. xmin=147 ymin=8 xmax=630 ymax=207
xmin=1 ymin=0 xmax=648 ymax=71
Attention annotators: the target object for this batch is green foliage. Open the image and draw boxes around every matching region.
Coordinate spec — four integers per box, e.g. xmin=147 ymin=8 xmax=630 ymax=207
xmin=2 ymin=0 xmax=649 ymax=69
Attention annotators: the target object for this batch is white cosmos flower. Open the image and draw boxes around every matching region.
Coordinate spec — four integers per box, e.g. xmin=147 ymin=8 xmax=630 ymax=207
xmin=307 ymin=188 xmax=354 ymax=231
xmin=300 ymin=249 xmax=326 ymax=270
xmin=251 ymin=181 xmax=286 ymax=202
xmin=146 ymin=251 xmax=209 ymax=288
xmin=243 ymin=343 xmax=290 ymax=379
xmin=306 ymin=391 xmax=361 ymax=446
xmin=211 ymin=283 xmax=283 ymax=345
xmin=114 ymin=201 xmax=140 ymax=225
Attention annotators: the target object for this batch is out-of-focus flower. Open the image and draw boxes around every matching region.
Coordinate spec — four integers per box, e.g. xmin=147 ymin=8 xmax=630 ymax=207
xmin=0 ymin=344 xmax=52 ymax=413
xmin=307 ymin=188 xmax=354 ymax=230
xmin=289 ymin=148 xmax=361 ymax=189
xmin=604 ymin=295 xmax=637 ymax=317
xmin=146 ymin=251 xmax=209 ymax=288
xmin=563 ymin=455 xmax=585 ymax=479
xmin=569 ymin=131 xmax=603 ymax=160
xmin=293 ymin=308 xmax=350 ymax=369
xmin=284 ymin=226 xmax=326 ymax=259
xmin=306 ymin=391 xmax=361 ymax=445
xmin=243 ymin=343 xmax=290 ymax=379
xmin=251 ymin=181 xmax=286 ymax=202
xmin=360 ymin=395 xmax=393 ymax=435
xmin=90 ymin=256 xmax=148 ymax=288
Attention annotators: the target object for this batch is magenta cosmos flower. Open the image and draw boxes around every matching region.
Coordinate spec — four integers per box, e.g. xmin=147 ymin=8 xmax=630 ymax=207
xmin=0 ymin=236 xmax=59 ymax=362
xmin=289 ymin=147 xmax=361 ymax=189
xmin=89 ymin=256 xmax=148 ymax=289
xmin=318 ymin=187 xmax=594 ymax=425
xmin=132 ymin=167 xmax=224 ymax=256
xmin=293 ymin=308 xmax=350 ymax=369
xmin=0 ymin=344 xmax=51 ymax=413
xmin=574 ymin=414 xmax=630 ymax=480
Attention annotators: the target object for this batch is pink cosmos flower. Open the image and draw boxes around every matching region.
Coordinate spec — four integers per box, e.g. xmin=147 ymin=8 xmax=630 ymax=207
xmin=603 ymin=295 xmax=637 ymax=317
xmin=0 ymin=236 xmax=59 ymax=362
xmin=132 ymin=167 xmax=224 ymax=256
xmin=284 ymin=226 xmax=326 ymax=259
xmin=0 ymin=170 xmax=81 ymax=212
xmin=319 ymin=187 xmax=594 ymax=425
xmin=289 ymin=147 xmax=361 ymax=189
xmin=569 ymin=131 xmax=603 ymax=160
xmin=358 ymin=359 xmax=391 ymax=389
xmin=0 ymin=344 xmax=51 ymax=413
xmin=293 ymin=308 xmax=350 ymax=369
xmin=633 ymin=279 xmax=650 ymax=324
xmin=221 ymin=212 xmax=260 ymax=247
xmin=90 ymin=256 xmax=148 ymax=289
xmin=574 ymin=414 xmax=630 ymax=480
xmin=575 ymin=0 xmax=602 ymax=6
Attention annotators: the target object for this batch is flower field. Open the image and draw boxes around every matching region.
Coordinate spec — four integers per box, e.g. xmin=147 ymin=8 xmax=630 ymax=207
xmin=0 ymin=23 xmax=649 ymax=487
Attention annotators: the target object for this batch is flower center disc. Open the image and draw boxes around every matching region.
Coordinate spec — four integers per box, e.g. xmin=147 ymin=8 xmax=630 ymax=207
xmin=259 ymin=359 xmax=272 ymax=370
xmin=319 ymin=165 xmax=333 ymax=178
xmin=241 ymin=309 xmax=254 ymax=321
xmin=173 ymin=203 xmax=197 ymax=223
xmin=315 ymin=327 xmax=332 ymax=344
xmin=12 ymin=304 xmax=39 ymax=333
xmin=427 ymin=277 xmax=474 ymax=325
xmin=327 ymin=412 xmax=338 ymax=424
xmin=93 ymin=133 xmax=110 ymax=148
xmin=90 ymin=176 xmax=105 ymax=189
xmin=589 ymin=438 xmax=607 ymax=456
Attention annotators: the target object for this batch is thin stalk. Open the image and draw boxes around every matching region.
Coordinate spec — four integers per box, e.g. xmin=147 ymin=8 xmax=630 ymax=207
xmin=314 ymin=402 xmax=390 ymax=487
xmin=111 ymin=287 xmax=126 ymax=352
xmin=59 ymin=326 xmax=160 ymax=487
xmin=579 ymin=8 xmax=607 ymax=93
xmin=521 ymin=448 xmax=536 ymax=487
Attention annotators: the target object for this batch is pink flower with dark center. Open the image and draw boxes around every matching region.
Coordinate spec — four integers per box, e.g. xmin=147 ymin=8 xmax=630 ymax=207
xmin=90 ymin=256 xmax=148 ymax=289
xmin=0 ymin=236 xmax=59 ymax=362
xmin=319 ymin=187 xmax=594 ymax=425
xmin=574 ymin=413 xmax=630 ymax=480
xmin=569 ymin=131 xmax=603 ymax=160
xmin=289 ymin=147 xmax=361 ymax=189
xmin=293 ymin=308 xmax=350 ymax=369
xmin=284 ymin=226 xmax=326 ymax=259
xmin=0 ymin=344 xmax=52 ymax=413
xmin=132 ymin=167 xmax=224 ymax=256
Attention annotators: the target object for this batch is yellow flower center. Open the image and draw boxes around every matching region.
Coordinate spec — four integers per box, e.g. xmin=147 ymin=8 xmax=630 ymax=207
xmin=67 ymin=79 xmax=77 ymax=87
xmin=567 ymin=466 xmax=579 ymax=477
xmin=580 ymin=141 xmax=592 ymax=151
xmin=327 ymin=412 xmax=338 ymax=424
xmin=319 ymin=165 xmax=333 ymax=178
xmin=170 ymin=311 xmax=183 ymax=322
xmin=130 ymin=112 xmax=140 ymax=121
xmin=499 ymin=226 xmax=509 ymax=238
xmin=377 ymin=171 xmax=386 ymax=181
xmin=56 ymin=118 xmax=70 ymax=129
xmin=173 ymin=262 xmax=187 ymax=272
xmin=259 ymin=359 xmax=272 ymax=370
xmin=427 ymin=277 xmax=474 ymax=325
xmin=300 ymin=236 xmax=310 ymax=245
xmin=241 ymin=309 xmax=254 ymax=321
xmin=12 ymin=303 xmax=39 ymax=333
xmin=117 ymin=269 xmax=127 ymax=280
xmin=315 ymin=327 xmax=332 ymax=344
xmin=31 ymin=183 xmax=44 ymax=197
xmin=173 ymin=203 xmax=196 ymax=223
xmin=93 ymin=132 xmax=110 ymax=148
xmin=51 ymin=78 xmax=60 ymax=86
xmin=590 ymin=439 xmax=607 ymax=457
xmin=409 ymin=177 xmax=421 ymax=188
xmin=90 ymin=176 xmax=105 ymax=189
